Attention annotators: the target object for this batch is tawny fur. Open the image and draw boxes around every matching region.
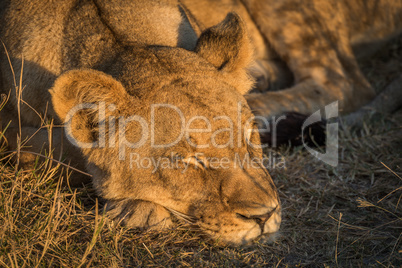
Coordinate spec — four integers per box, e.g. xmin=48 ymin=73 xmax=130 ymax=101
xmin=1 ymin=0 xmax=401 ymax=245
xmin=182 ymin=0 xmax=402 ymax=117
xmin=0 ymin=0 xmax=280 ymax=246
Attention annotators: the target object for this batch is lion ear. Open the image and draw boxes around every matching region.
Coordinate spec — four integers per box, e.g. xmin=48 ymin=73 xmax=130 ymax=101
xmin=50 ymin=69 xmax=134 ymax=145
xmin=195 ymin=12 xmax=254 ymax=94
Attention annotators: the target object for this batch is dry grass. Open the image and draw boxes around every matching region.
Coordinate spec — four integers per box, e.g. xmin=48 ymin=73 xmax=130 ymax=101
xmin=1 ymin=39 xmax=401 ymax=268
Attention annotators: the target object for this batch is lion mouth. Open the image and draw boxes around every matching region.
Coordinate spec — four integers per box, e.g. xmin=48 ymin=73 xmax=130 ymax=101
xmin=166 ymin=204 xmax=280 ymax=245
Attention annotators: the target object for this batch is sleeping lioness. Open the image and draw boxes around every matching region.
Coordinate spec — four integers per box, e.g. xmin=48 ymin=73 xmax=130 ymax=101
xmin=1 ymin=0 xmax=401 ymax=245
xmin=0 ymin=0 xmax=280 ymax=245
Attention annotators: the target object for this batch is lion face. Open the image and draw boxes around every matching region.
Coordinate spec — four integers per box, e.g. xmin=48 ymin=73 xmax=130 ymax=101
xmin=50 ymin=13 xmax=281 ymax=245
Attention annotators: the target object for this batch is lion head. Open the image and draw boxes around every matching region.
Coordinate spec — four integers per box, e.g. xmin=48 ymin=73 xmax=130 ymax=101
xmin=50 ymin=13 xmax=281 ymax=246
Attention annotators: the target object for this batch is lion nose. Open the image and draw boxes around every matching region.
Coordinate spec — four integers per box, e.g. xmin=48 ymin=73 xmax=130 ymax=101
xmin=237 ymin=206 xmax=278 ymax=232
xmin=250 ymin=207 xmax=277 ymax=230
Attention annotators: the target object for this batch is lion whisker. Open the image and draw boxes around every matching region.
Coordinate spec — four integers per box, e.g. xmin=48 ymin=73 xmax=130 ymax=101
xmin=166 ymin=208 xmax=197 ymax=224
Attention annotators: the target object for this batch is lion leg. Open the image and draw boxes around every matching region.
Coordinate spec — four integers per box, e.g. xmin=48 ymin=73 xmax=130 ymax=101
xmin=106 ymin=199 xmax=173 ymax=230
xmin=342 ymin=74 xmax=402 ymax=127
xmin=242 ymin=0 xmax=376 ymax=118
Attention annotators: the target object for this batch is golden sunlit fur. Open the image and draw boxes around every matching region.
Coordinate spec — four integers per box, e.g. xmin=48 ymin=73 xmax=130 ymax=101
xmin=2 ymin=0 xmax=400 ymax=246
xmin=0 ymin=0 xmax=280 ymax=246
xmin=183 ymin=0 xmax=402 ymax=117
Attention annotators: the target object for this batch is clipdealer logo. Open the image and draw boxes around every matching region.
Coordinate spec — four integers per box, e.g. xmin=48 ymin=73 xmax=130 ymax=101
xmin=63 ymin=101 xmax=339 ymax=168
